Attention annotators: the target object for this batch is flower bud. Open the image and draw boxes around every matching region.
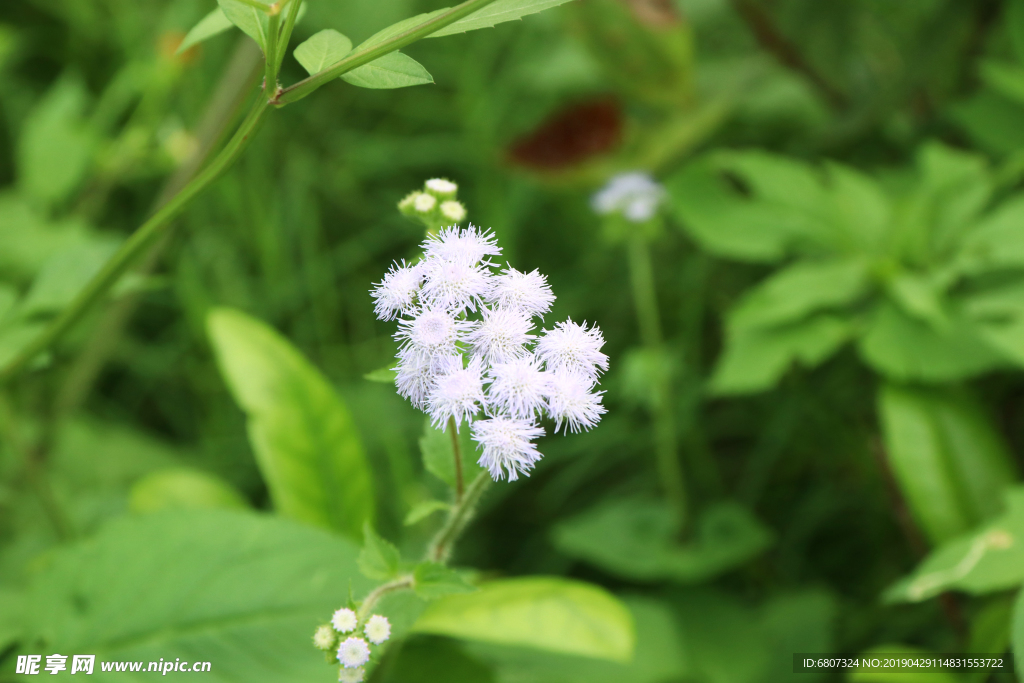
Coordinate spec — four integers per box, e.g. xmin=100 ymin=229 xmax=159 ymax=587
xmin=424 ymin=177 xmax=458 ymax=200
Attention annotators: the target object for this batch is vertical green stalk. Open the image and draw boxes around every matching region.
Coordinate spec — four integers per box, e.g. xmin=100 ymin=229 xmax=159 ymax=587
xmin=627 ymin=234 xmax=687 ymax=528
xmin=448 ymin=415 xmax=465 ymax=501
xmin=428 ymin=471 xmax=491 ymax=562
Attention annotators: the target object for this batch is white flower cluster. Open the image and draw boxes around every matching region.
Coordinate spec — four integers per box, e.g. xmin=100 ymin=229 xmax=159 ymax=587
xmin=592 ymin=171 xmax=665 ymax=222
xmin=399 ymin=178 xmax=467 ymax=225
xmin=372 ymin=226 xmax=608 ymax=481
xmin=312 ymin=608 xmax=392 ymax=681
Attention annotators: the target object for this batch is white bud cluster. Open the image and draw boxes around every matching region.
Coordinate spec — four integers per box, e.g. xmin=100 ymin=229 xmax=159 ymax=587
xmin=315 ymin=608 xmax=391 ymax=678
xmin=591 ymin=171 xmax=665 ymax=223
xmin=371 ymin=225 xmax=608 ymax=481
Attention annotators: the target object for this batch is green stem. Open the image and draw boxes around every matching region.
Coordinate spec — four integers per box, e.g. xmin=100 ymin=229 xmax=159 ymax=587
xmin=627 ymin=235 xmax=688 ymax=528
xmin=449 ymin=415 xmax=465 ymax=502
xmin=427 ymin=471 xmax=490 ymax=563
xmin=0 ymin=95 xmax=271 ymax=385
xmin=273 ymin=0 xmax=500 ymax=106
xmin=264 ymin=12 xmax=282 ymax=93
xmin=357 ymin=575 xmax=415 ymax=625
xmin=275 ymin=0 xmax=303 ymax=74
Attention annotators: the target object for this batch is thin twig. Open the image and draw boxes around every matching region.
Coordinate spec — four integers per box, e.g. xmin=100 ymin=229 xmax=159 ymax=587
xmin=449 ymin=415 xmax=465 ymax=502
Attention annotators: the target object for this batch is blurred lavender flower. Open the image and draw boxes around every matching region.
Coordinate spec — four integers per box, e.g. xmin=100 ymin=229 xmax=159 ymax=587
xmin=591 ymin=171 xmax=665 ymax=222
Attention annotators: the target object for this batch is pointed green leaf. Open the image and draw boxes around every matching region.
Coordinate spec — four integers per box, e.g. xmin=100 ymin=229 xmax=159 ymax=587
xmin=358 ymin=522 xmax=402 ymax=581
xmin=294 ymin=29 xmax=352 ymax=75
xmin=178 ymin=8 xmax=235 ymax=54
xmin=364 ymin=365 xmax=397 ymax=383
xmin=429 ymin=0 xmax=575 ymax=37
xmin=412 ymin=562 xmax=476 ymax=599
xmin=412 ymin=577 xmax=635 ymax=662
xmin=404 ymin=500 xmax=451 ymax=525
xmin=341 ymin=51 xmax=433 ymax=89
xmin=207 ymin=308 xmax=374 ymax=540
xmin=217 ymin=0 xmax=272 ymax=50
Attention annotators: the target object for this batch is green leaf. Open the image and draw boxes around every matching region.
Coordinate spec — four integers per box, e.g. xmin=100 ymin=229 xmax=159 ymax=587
xmin=0 ymin=588 xmax=24 ymax=652
xmin=413 ymin=562 xmax=476 ymax=599
xmin=419 ymin=418 xmax=483 ymax=489
xmin=17 ymin=510 xmax=374 ymax=681
xmin=178 ymin=8 xmax=235 ymax=54
xmin=0 ymin=193 xmax=90 ymax=278
xmin=552 ymin=498 xmax=773 ymax=582
xmin=958 ymin=195 xmax=1024 ymax=274
xmin=878 ymin=384 xmax=1017 ymax=546
xmin=980 ymin=60 xmax=1024 ymax=108
xmin=207 ymin=307 xmax=374 ymax=539
xmin=886 ymin=272 xmax=948 ymax=329
xmin=884 ymin=487 xmax=1024 ymax=602
xmin=364 ymin=365 xmax=398 ymax=382
xmin=20 ymin=238 xmax=121 ymax=316
xmin=293 ymin=29 xmax=352 ymax=75
xmin=358 ymin=522 xmax=402 ymax=581
xmin=727 ymin=258 xmax=870 ymax=331
xmin=1013 ymin=589 xmax=1024 ymax=676
xmin=217 ymin=0 xmax=272 ymax=50
xmin=412 ymin=577 xmax=635 ymax=662
xmin=404 ymin=499 xmax=451 ymax=525
xmin=18 ymin=76 xmax=96 ymax=208
xmin=859 ymin=301 xmax=1008 ymax=382
xmin=849 ymin=645 xmax=961 ymax=683
xmin=711 ymin=314 xmax=852 ymax=395
xmin=0 ymin=322 xmax=47 ymax=369
xmin=341 ymin=51 xmax=433 ymax=89
xmin=429 ymin=0 xmax=575 ymax=37
xmin=128 ymin=468 xmax=249 ymax=514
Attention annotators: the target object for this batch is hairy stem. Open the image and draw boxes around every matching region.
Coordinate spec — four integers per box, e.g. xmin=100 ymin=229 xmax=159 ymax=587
xmin=448 ymin=415 xmax=465 ymax=502
xmin=357 ymin=575 xmax=415 ymax=625
xmin=0 ymin=95 xmax=271 ymax=384
xmin=427 ymin=471 xmax=490 ymax=563
xmin=627 ymin=235 xmax=687 ymax=528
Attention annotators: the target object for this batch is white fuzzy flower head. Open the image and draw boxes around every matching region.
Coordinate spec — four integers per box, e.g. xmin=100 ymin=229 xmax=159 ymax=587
xmin=465 ymin=307 xmax=534 ymax=365
xmin=364 ymin=615 xmax=391 ymax=645
xmin=420 ymin=258 xmax=492 ymax=314
xmin=546 ymin=371 xmax=606 ymax=434
xmin=396 ymin=308 xmax=469 ymax=358
xmin=591 ymin=172 xmax=665 ymax=223
xmin=440 ymin=200 xmax=467 ymax=223
xmin=331 ymin=608 xmax=357 ymax=634
xmin=338 ymin=668 xmax=365 ymax=683
xmin=371 ymin=261 xmax=421 ymax=321
xmin=337 ymin=637 xmax=370 ymax=669
xmin=425 ymin=178 xmax=458 ymax=199
xmin=472 ymin=417 xmax=544 ymax=481
xmin=429 ymin=355 xmax=485 ymax=429
xmin=490 ymin=267 xmax=555 ymax=319
xmin=395 ymin=349 xmax=437 ymax=410
xmin=414 ymin=192 xmax=437 ymax=213
xmin=487 ymin=359 xmax=549 ymax=421
xmin=536 ymin=319 xmax=609 ymax=381
xmin=313 ymin=625 xmax=336 ymax=650
xmin=424 ymin=225 xmax=501 ymax=266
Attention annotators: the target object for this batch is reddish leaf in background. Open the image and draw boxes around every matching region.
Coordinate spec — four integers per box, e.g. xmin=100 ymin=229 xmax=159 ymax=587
xmin=507 ymin=98 xmax=623 ymax=171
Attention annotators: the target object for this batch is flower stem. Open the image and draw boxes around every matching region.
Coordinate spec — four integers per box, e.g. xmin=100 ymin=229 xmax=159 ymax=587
xmin=357 ymin=575 xmax=415 ymax=625
xmin=0 ymin=95 xmax=271 ymax=385
xmin=427 ymin=471 xmax=490 ymax=563
xmin=448 ymin=415 xmax=465 ymax=502
xmin=627 ymin=234 xmax=688 ymax=528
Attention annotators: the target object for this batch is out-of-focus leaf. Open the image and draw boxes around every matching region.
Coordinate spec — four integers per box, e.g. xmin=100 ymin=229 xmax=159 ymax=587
xmin=966 ymin=594 xmax=1015 ymax=682
xmin=958 ymin=195 xmax=1024 ymax=273
xmin=342 ymin=51 xmax=433 ymax=89
xmin=879 ymin=384 xmax=1016 ymax=546
xmin=728 ymin=258 xmax=869 ymax=331
xmin=859 ymin=302 xmax=1008 ymax=382
xmin=207 ymin=308 xmax=374 ymax=539
xmin=949 ymin=91 xmax=1024 ymax=156
xmin=178 ymin=8 xmax=235 ymax=54
xmin=364 ymin=365 xmax=397 ymax=382
xmin=885 ymin=488 xmax=1024 ymax=602
xmin=20 ymin=238 xmax=120 ymax=316
xmin=849 ymin=645 xmax=960 ymax=683
xmin=0 ymin=194 xmax=89 ymax=279
xmin=916 ymin=142 xmax=993 ymax=252
xmin=405 ymin=499 xmax=451 ymax=525
xmin=0 ymin=322 xmax=46 ymax=369
xmin=413 ymin=562 xmax=476 ymax=599
xmin=0 ymin=285 xmax=17 ymax=322
xmin=463 ymin=596 xmax=689 ymax=683
xmin=886 ymin=272 xmax=948 ymax=329
xmin=128 ymin=468 xmax=248 ymax=513
xmin=1013 ymin=589 xmax=1024 ymax=676
xmin=358 ymin=522 xmax=402 ymax=581
xmin=430 ymin=0 xmax=575 ymax=37
xmin=293 ymin=29 xmax=352 ymax=75
xmin=412 ymin=577 xmax=635 ymax=662
xmin=18 ymin=76 xmax=96 ymax=207
xmin=552 ymin=498 xmax=772 ymax=582
xmin=16 ymin=510 xmax=373 ymax=682
xmin=711 ymin=314 xmax=852 ymax=394
xmin=420 ymin=418 xmax=484 ymax=489
xmin=980 ymin=61 xmax=1024 ymax=108
xmin=378 ymin=636 xmax=494 ymax=683
xmin=217 ymin=0 xmax=271 ymax=50
xmin=0 ymin=587 xmax=24 ymax=652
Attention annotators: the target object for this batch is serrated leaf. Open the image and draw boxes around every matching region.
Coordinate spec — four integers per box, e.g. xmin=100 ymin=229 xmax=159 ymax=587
xmin=341 ymin=51 xmax=433 ymax=89
xmin=217 ymin=0 xmax=272 ymax=50
xmin=429 ymin=0 xmax=574 ymax=37
xmin=885 ymin=487 xmax=1024 ymax=602
xmin=359 ymin=522 xmax=402 ymax=581
xmin=178 ymin=8 xmax=235 ymax=54
xmin=294 ymin=29 xmax=352 ymax=75
xmin=404 ymin=500 xmax=451 ymax=525
xmin=413 ymin=562 xmax=476 ymax=599
xmin=412 ymin=577 xmax=635 ymax=662
xmin=207 ymin=308 xmax=374 ymax=539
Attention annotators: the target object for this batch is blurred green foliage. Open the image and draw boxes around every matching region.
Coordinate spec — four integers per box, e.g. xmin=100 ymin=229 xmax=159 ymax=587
xmin=2 ymin=0 xmax=1024 ymax=680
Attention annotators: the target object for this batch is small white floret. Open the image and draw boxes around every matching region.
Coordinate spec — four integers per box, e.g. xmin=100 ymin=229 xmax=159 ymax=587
xmin=545 ymin=370 xmax=606 ymax=434
xmin=440 ymin=200 xmax=467 ymax=223
xmin=536 ymin=319 xmax=608 ymax=381
xmin=338 ymin=667 xmax=365 ymax=683
xmin=489 ymin=267 xmax=555 ymax=318
xmin=591 ymin=172 xmax=665 ymax=223
xmin=314 ymin=625 xmax=336 ymax=650
xmin=472 ymin=417 xmax=544 ymax=481
xmin=423 ymin=225 xmax=501 ymax=266
xmin=364 ymin=614 xmax=391 ymax=645
xmin=414 ymin=193 xmax=437 ymax=213
xmin=337 ymin=637 xmax=371 ymax=669
xmin=420 ymin=258 xmax=492 ymax=314
xmin=331 ymin=608 xmax=358 ymax=634
xmin=371 ymin=261 xmax=422 ymax=321
xmin=426 ymin=178 xmax=458 ymax=197
xmin=465 ymin=307 xmax=534 ymax=365
xmin=395 ymin=308 xmax=471 ymax=359
xmin=428 ymin=356 xmax=485 ymax=429
xmin=486 ymin=359 xmax=549 ymax=421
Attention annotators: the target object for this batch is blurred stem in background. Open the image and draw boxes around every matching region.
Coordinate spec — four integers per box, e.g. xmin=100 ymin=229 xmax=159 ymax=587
xmin=626 ymin=233 xmax=687 ymax=528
